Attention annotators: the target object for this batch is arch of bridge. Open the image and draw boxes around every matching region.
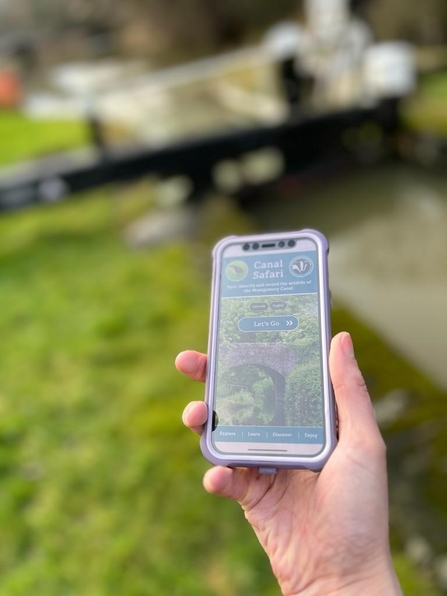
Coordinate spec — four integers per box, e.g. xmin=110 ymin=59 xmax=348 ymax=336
xmin=220 ymin=342 xmax=297 ymax=377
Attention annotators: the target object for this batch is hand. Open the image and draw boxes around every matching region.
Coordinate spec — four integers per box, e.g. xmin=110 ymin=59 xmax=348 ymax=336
xmin=175 ymin=332 xmax=402 ymax=596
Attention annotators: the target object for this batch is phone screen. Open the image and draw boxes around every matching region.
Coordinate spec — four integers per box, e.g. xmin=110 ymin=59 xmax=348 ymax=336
xmin=211 ymin=237 xmax=327 ymax=458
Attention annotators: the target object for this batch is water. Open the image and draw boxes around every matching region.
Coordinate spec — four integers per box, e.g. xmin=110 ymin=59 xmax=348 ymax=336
xmin=253 ymin=162 xmax=447 ymax=389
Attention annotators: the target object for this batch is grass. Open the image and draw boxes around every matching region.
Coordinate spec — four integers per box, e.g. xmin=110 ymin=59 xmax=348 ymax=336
xmin=0 ymin=187 xmax=283 ymax=595
xmin=0 ymin=111 xmax=89 ymax=166
xmin=0 ymin=115 xmax=444 ymax=594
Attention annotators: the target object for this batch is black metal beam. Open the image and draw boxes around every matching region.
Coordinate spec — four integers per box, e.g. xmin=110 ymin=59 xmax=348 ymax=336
xmin=0 ymin=101 xmax=399 ymax=212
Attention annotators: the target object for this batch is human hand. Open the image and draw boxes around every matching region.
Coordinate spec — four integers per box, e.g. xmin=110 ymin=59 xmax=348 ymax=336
xmin=175 ymin=333 xmax=402 ymax=596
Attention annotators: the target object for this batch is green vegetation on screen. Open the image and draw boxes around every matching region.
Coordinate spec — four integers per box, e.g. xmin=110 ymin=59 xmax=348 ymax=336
xmin=217 ymin=295 xmax=322 ymax=427
xmin=0 ymin=117 xmax=443 ymax=595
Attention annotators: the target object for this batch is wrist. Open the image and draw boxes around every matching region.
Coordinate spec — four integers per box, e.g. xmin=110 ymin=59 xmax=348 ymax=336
xmin=290 ymin=577 xmax=401 ymax=596
xmin=282 ymin=559 xmax=402 ymax=596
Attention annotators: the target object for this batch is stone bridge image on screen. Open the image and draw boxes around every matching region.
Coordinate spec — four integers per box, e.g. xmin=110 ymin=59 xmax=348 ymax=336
xmin=219 ymin=342 xmax=297 ymax=425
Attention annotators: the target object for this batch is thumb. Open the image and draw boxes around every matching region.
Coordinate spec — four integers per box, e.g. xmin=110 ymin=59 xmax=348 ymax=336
xmin=329 ymin=332 xmax=382 ymax=448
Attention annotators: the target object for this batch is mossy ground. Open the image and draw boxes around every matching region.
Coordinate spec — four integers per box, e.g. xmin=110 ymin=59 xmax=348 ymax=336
xmin=0 ymin=112 xmax=89 ymax=166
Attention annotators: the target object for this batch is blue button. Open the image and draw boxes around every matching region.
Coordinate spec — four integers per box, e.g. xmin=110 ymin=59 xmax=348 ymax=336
xmin=238 ymin=316 xmax=298 ymax=332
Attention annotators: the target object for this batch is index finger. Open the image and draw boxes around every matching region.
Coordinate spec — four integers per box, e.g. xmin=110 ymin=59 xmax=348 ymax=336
xmin=175 ymin=350 xmax=207 ymax=382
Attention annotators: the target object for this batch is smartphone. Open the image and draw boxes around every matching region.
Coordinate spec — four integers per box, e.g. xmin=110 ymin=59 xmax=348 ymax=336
xmin=201 ymin=229 xmax=336 ymax=473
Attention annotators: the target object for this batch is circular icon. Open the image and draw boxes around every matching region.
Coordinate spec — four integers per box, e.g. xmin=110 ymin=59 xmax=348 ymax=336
xmin=225 ymin=260 xmax=249 ymax=281
xmin=289 ymin=256 xmax=314 ymax=278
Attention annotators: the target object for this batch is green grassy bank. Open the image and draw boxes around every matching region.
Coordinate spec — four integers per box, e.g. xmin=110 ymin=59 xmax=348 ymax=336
xmin=0 ymin=188 xmax=442 ymax=595
xmin=0 ymin=112 xmax=88 ymax=166
xmin=0 ymin=114 xmax=444 ymax=594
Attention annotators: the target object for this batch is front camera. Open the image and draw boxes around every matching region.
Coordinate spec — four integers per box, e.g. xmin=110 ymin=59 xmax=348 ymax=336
xmin=278 ymin=241 xmax=285 ymax=248
xmin=252 ymin=243 xmax=260 ymax=250
xmin=243 ymin=243 xmax=250 ymax=251
xmin=288 ymin=240 xmax=296 ymax=248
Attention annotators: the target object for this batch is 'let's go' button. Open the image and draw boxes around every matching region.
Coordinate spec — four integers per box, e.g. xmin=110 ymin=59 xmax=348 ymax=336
xmin=238 ymin=316 xmax=298 ymax=332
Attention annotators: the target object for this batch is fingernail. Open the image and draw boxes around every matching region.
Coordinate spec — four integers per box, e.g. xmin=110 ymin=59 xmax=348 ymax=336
xmin=341 ymin=332 xmax=355 ymax=359
xmin=176 ymin=351 xmax=195 ymax=374
xmin=182 ymin=403 xmax=194 ymax=422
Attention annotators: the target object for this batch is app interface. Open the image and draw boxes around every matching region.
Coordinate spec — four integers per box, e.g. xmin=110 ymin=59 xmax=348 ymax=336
xmin=213 ymin=242 xmax=325 ymax=456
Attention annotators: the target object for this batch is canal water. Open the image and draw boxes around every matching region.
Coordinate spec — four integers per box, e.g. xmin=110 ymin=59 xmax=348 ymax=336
xmin=253 ymin=162 xmax=447 ymax=390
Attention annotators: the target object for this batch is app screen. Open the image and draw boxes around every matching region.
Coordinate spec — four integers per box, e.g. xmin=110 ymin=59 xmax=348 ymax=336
xmin=213 ymin=242 xmax=325 ymax=456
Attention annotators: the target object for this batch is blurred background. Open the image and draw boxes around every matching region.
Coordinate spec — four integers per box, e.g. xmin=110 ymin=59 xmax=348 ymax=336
xmin=1 ymin=0 xmax=447 ymax=594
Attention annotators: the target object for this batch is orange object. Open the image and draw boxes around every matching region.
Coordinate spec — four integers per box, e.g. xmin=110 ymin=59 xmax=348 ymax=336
xmin=0 ymin=70 xmax=23 ymax=108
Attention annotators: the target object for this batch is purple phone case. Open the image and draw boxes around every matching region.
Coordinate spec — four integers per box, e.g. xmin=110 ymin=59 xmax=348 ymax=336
xmin=200 ymin=229 xmax=337 ymax=473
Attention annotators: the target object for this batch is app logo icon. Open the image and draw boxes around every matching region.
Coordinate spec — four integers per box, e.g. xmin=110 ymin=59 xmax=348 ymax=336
xmin=289 ymin=256 xmax=313 ymax=277
xmin=225 ymin=260 xmax=249 ymax=281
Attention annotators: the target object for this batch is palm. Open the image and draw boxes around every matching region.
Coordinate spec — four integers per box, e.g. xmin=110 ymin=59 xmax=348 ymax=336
xmin=237 ymin=444 xmax=388 ymax=595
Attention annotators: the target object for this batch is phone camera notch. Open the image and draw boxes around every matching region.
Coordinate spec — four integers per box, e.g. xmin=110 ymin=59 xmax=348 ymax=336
xmin=278 ymin=241 xmax=285 ymax=248
xmin=252 ymin=243 xmax=260 ymax=250
xmin=242 ymin=243 xmax=250 ymax=251
xmin=288 ymin=240 xmax=296 ymax=248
